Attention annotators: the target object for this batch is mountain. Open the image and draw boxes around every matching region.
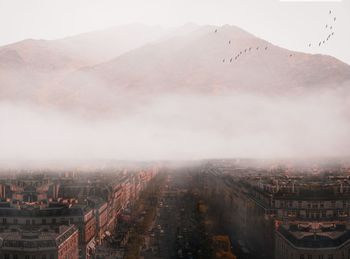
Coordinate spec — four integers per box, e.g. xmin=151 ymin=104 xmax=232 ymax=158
xmin=0 ymin=24 xmax=173 ymax=103
xmin=1 ymin=24 xmax=350 ymax=111
xmin=0 ymin=24 xmax=171 ymax=69
xmin=61 ymin=25 xmax=350 ymax=99
xmin=56 ymin=23 xmax=171 ymax=65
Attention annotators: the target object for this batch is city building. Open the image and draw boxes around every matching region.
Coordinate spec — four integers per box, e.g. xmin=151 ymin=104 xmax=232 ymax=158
xmin=199 ymin=161 xmax=350 ymax=259
xmin=0 ymin=225 xmax=79 ymax=259
xmin=275 ymin=221 xmax=350 ymax=259
xmin=0 ymin=166 xmax=158 ymax=259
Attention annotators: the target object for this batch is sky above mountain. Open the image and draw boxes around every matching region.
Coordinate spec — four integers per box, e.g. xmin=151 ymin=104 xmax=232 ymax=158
xmin=1 ymin=0 xmax=349 ymax=64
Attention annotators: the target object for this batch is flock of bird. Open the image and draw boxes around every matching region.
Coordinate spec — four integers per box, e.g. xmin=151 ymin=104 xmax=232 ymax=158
xmin=219 ymin=43 xmax=269 ymax=64
xmin=310 ymin=10 xmax=336 ymax=48
xmin=215 ymin=26 xmax=276 ymax=64
xmin=216 ymin=9 xmax=337 ymax=64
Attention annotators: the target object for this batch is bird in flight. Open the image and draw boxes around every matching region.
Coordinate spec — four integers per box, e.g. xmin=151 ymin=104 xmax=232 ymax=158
xmin=215 ymin=29 xmax=218 ymax=33
xmin=307 ymin=10 xmax=337 ymax=50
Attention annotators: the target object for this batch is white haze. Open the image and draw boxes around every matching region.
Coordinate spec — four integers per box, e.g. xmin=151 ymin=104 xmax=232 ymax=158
xmin=1 ymin=91 xmax=350 ymax=163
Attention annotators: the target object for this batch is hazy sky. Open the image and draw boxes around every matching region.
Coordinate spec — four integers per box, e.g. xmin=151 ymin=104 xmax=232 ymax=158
xmin=0 ymin=0 xmax=349 ymax=64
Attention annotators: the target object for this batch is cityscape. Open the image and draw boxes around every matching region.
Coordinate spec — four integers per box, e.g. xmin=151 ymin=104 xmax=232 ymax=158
xmin=0 ymin=159 xmax=349 ymax=258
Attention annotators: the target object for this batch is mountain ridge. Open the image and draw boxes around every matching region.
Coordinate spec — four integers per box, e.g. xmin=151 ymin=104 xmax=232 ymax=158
xmin=61 ymin=24 xmax=350 ymax=95
xmin=1 ymin=24 xmax=350 ymax=113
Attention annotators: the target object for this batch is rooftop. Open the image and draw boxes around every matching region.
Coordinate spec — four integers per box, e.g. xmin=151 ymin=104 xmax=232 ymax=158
xmin=0 ymin=225 xmax=77 ymax=250
xmin=0 ymin=204 xmax=93 ymax=218
xmin=277 ymin=222 xmax=350 ymax=248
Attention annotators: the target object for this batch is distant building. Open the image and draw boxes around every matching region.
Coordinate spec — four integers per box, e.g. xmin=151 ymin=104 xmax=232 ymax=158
xmin=199 ymin=162 xmax=350 ymax=259
xmin=275 ymin=222 xmax=350 ymax=259
xmin=0 ymin=175 xmax=59 ymax=205
xmin=0 ymin=205 xmax=96 ymax=259
xmin=87 ymin=197 xmax=108 ymax=244
xmin=0 ymin=166 xmax=158 ymax=259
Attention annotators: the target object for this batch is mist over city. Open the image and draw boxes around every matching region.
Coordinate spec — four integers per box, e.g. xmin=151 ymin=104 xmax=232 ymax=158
xmin=1 ymin=90 xmax=350 ymax=162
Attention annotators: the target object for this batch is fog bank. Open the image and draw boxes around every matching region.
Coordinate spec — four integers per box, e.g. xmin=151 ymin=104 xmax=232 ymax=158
xmin=1 ymin=91 xmax=350 ymax=165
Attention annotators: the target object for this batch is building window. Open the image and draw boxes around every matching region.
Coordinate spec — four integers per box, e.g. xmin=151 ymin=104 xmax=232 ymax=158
xmin=308 ymin=255 xmax=312 ymax=259
xmin=328 ymin=255 xmax=334 ymax=259
xmin=2 ymin=218 xmax=6 ymax=224
xmin=301 ymin=255 xmax=305 ymax=259
xmin=42 ymin=219 xmax=46 ymax=224
xmin=4 ymin=254 xmax=9 ymax=259
xmin=42 ymin=255 xmax=46 ymax=259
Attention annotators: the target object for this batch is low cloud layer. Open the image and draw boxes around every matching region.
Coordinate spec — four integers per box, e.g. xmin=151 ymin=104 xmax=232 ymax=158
xmin=1 ymin=90 xmax=350 ymax=164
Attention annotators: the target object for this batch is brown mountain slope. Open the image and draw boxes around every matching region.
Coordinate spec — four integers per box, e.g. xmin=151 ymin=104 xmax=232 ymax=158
xmin=62 ymin=25 xmax=350 ymax=97
xmin=0 ymin=24 xmax=173 ymax=103
xmin=1 ymin=24 xmax=350 ymax=111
